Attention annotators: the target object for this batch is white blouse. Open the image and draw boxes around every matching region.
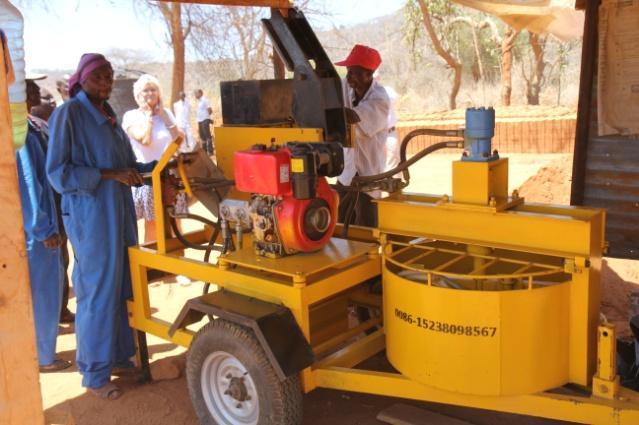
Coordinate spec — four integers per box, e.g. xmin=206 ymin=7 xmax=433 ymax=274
xmin=121 ymin=108 xmax=177 ymax=162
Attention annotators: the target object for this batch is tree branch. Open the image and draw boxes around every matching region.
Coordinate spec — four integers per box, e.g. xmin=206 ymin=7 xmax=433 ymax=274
xmin=416 ymin=0 xmax=462 ymax=109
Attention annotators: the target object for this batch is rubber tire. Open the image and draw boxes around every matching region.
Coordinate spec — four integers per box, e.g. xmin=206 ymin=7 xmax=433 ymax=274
xmin=187 ymin=319 xmax=303 ymax=425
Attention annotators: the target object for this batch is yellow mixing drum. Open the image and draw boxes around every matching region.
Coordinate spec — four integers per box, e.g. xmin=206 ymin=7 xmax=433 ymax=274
xmin=382 ymin=239 xmax=574 ymax=396
xmin=378 ymin=107 xmax=604 ymax=397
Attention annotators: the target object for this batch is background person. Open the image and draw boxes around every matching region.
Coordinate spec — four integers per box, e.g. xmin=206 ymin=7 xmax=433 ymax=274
xmin=194 ymin=88 xmax=213 ymax=155
xmin=122 ymin=74 xmax=186 ymax=243
xmin=17 ymin=76 xmax=69 ymax=373
xmin=173 ymin=91 xmax=197 ymax=153
xmin=27 ymin=77 xmax=75 ymax=324
xmin=47 ymin=53 xmax=157 ymax=400
xmin=30 ymin=83 xmax=56 ymax=123
xmin=56 ymin=77 xmax=69 ymax=103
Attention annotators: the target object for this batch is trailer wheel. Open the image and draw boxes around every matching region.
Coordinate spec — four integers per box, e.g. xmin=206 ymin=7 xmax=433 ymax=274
xmin=187 ymin=319 xmax=303 ymax=425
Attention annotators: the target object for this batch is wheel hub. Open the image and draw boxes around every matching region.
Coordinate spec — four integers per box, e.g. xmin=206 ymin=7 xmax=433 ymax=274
xmin=225 ymin=376 xmax=251 ymax=402
xmin=201 ymin=350 xmax=259 ymax=425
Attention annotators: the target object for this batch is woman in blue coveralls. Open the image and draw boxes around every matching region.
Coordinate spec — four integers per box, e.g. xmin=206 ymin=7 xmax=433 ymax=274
xmin=46 ymin=54 xmax=156 ymax=400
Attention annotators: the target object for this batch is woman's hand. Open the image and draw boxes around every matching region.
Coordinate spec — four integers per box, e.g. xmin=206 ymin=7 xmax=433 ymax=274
xmin=152 ymin=102 xmax=162 ymax=116
xmin=101 ymin=168 xmax=145 ymax=186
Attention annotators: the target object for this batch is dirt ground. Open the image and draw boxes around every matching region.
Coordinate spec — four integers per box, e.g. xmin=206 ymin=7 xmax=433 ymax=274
xmin=42 ymin=153 xmax=638 ymax=425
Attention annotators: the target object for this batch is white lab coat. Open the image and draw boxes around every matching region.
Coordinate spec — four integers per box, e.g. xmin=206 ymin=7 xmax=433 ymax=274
xmin=173 ymin=99 xmax=196 ymax=152
xmin=337 ymin=79 xmax=390 ymax=199
xmin=384 ymin=85 xmax=400 ymax=172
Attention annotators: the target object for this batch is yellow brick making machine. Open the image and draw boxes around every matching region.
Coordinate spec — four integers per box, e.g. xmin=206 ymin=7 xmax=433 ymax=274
xmin=126 ymin=7 xmax=639 ymax=425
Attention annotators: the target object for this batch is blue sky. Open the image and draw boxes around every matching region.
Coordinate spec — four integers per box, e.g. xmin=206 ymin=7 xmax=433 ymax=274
xmin=16 ymin=0 xmax=405 ymax=70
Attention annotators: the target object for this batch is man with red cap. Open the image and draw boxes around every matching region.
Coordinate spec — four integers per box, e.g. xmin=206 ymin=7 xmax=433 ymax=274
xmin=335 ymin=44 xmax=390 ymax=227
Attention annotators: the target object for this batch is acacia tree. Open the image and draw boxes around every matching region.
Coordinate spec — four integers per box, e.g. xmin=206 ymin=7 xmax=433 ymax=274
xmin=189 ymin=6 xmax=270 ymax=80
xmin=409 ymin=0 xmax=463 ymax=109
xmin=405 ymin=1 xmax=503 ymax=109
xmin=521 ymin=32 xmax=547 ymax=105
xmin=466 ymin=19 xmax=520 ymax=106
xmin=142 ymin=1 xmax=194 ymax=105
xmin=499 ymin=28 xmax=520 ymax=105
xmin=546 ymin=39 xmax=578 ymax=106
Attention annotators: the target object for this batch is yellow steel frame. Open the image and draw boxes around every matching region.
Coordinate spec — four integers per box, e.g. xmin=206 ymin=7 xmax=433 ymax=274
xmin=311 ymin=333 xmax=639 ymax=425
xmin=127 ymin=231 xmax=381 ymax=391
xmin=152 ymin=136 xmax=182 ymax=254
xmin=127 ymin=128 xmax=639 ymax=424
xmin=377 ymin=193 xmax=605 ymax=388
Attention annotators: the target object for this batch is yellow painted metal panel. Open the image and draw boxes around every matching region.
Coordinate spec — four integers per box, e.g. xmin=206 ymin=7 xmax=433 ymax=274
xmin=452 ymin=158 xmax=508 ymax=205
xmin=377 ymin=194 xmax=605 ymax=258
xmin=313 ymin=367 xmax=639 ymax=425
xmin=129 ymin=247 xmax=299 ymax=306
xmin=152 ymin=137 xmax=181 ymax=254
xmin=220 ymin=237 xmax=376 ymax=279
xmin=568 ymin=255 xmax=601 ymax=385
xmin=384 ymin=267 xmax=570 ymax=396
xmin=302 ymin=257 xmax=380 ymax=304
xmin=314 ymin=329 xmax=386 ymax=369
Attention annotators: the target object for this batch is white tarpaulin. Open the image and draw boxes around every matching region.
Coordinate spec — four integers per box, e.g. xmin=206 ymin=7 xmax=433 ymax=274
xmin=452 ymin=0 xmax=585 ymax=41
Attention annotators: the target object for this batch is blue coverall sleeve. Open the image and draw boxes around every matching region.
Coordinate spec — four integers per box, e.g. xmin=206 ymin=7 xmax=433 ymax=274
xmin=134 ymin=160 xmax=157 ymax=174
xmin=17 ymin=136 xmax=57 ymax=241
xmin=46 ymin=106 xmax=102 ymax=195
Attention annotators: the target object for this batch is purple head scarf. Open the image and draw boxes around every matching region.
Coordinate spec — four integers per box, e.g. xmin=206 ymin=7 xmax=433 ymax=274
xmin=68 ymin=53 xmax=112 ymax=98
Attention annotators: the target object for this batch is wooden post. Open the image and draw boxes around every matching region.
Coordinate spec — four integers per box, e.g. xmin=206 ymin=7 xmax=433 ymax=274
xmin=0 ymin=36 xmax=45 ymax=425
xmin=570 ymin=0 xmax=599 ymax=205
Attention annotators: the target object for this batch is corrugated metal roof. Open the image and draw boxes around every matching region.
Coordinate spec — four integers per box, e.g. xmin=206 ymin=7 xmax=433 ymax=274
xmin=583 ymin=135 xmax=639 ymax=259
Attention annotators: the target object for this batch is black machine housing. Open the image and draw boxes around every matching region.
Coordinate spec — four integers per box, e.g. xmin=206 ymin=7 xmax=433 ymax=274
xmin=220 ymin=8 xmax=352 ymax=147
xmin=288 ymin=141 xmax=344 ymax=199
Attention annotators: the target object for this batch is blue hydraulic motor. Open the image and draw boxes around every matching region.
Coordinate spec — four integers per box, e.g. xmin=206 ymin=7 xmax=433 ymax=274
xmin=462 ymin=107 xmax=497 ymax=162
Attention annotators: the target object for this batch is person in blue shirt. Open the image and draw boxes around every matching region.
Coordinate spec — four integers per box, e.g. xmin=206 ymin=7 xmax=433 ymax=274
xmin=46 ymin=54 xmax=156 ymax=400
xmin=16 ymin=112 xmax=69 ymax=373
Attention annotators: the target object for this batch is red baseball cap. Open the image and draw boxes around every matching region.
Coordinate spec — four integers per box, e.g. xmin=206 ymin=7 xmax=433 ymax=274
xmin=334 ymin=44 xmax=382 ymax=72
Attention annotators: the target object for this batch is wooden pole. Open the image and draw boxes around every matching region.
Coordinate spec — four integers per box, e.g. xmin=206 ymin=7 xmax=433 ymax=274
xmin=0 ymin=36 xmax=45 ymax=425
xmin=570 ymin=0 xmax=599 ymax=206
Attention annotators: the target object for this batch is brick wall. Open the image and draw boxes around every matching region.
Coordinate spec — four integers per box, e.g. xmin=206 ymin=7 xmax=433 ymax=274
xmin=398 ymin=118 xmax=576 ymax=154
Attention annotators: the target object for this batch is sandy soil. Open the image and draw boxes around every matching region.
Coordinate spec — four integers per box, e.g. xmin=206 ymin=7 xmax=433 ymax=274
xmin=42 ymin=152 xmax=637 ymax=425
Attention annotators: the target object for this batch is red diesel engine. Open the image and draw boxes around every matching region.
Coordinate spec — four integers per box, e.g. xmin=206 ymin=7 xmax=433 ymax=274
xmin=234 ymin=142 xmax=344 ymax=257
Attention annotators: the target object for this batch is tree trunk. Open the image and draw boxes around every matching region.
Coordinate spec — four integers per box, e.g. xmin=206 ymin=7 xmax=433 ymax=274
xmin=158 ymin=2 xmax=188 ymax=106
xmin=169 ymin=4 xmax=185 ymax=106
xmin=417 ymin=0 xmax=462 ymax=110
xmin=526 ymin=32 xmax=546 ymax=105
xmin=500 ymin=28 xmax=519 ymax=106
